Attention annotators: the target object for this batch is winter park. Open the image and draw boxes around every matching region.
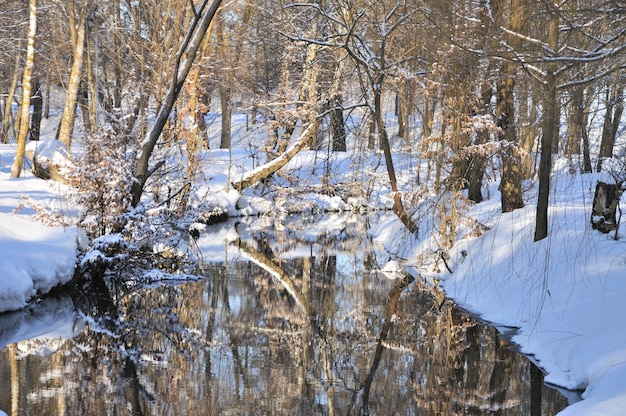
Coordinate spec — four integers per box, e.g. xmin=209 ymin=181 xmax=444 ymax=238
xmin=1 ymin=0 xmax=626 ymax=414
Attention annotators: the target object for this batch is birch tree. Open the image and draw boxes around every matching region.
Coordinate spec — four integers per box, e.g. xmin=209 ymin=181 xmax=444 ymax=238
xmin=57 ymin=1 xmax=95 ymax=150
xmin=10 ymin=0 xmax=36 ymax=178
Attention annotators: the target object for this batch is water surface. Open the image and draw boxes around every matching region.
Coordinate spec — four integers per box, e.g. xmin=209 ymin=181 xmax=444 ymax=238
xmin=0 ymin=213 xmax=570 ymax=415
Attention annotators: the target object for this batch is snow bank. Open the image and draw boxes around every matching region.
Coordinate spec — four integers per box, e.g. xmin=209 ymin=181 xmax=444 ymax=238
xmin=0 ymin=140 xmax=80 ymax=314
xmin=440 ymin=171 xmax=626 ymax=415
xmin=0 ymin=213 xmax=78 ymax=313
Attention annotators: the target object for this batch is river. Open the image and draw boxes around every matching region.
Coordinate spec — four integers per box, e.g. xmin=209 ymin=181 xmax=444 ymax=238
xmin=0 ymin=213 xmax=571 ymax=415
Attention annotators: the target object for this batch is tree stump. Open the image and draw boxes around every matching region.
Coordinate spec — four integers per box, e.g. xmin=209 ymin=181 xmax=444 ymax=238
xmin=591 ymin=182 xmax=619 ymax=233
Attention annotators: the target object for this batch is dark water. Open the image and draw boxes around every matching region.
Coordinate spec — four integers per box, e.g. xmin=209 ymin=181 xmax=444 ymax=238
xmin=0 ymin=213 xmax=570 ymax=415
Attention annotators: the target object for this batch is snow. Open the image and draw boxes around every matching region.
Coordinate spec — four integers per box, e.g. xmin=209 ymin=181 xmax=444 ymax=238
xmin=436 ymin=169 xmax=626 ymax=415
xmin=0 ymin=141 xmax=80 ymax=314
xmin=1 ymin=112 xmax=626 ymax=414
xmin=26 ymin=138 xmax=71 ymax=169
xmin=380 ymin=259 xmax=405 ymax=279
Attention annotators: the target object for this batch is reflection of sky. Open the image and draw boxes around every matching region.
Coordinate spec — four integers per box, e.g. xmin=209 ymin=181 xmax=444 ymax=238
xmin=197 ymin=212 xmax=394 ymax=265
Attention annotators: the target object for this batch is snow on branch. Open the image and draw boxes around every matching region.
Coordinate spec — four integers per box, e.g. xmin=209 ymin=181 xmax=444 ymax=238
xmin=231 ymin=121 xmax=317 ymax=191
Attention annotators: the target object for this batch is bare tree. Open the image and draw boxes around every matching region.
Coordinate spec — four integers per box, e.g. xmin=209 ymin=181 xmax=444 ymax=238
xmin=214 ymin=0 xmax=254 ymax=149
xmin=10 ymin=0 xmax=37 ymax=178
xmin=493 ymin=0 xmax=525 ymax=213
xmin=131 ymin=0 xmax=223 ymax=208
xmin=57 ymin=1 xmax=96 ymax=150
xmin=287 ymin=0 xmax=420 ymax=233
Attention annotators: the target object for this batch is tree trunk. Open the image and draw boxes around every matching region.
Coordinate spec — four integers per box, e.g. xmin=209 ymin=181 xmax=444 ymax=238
xmin=519 ymin=76 xmax=538 ymax=179
xmin=11 ymin=0 xmax=37 ymax=178
xmin=609 ymin=86 xmax=624 ymax=152
xmin=581 ymin=86 xmax=593 ymax=173
xmin=10 ymin=345 xmax=18 ymax=416
xmin=187 ymin=36 xmax=211 ymax=151
xmin=567 ymin=85 xmax=584 ymax=158
xmin=374 ymin=83 xmax=418 ymax=234
xmin=57 ymin=3 xmax=88 ymax=150
xmin=1 ymin=62 xmax=19 ymax=144
xmin=131 ymin=0 xmax=222 ymax=208
xmin=233 ymin=237 xmax=309 ymax=313
xmin=44 ymin=73 xmax=51 ymax=119
xmin=232 ymin=121 xmax=316 ymax=191
xmin=421 ymin=97 xmax=435 ymax=151
xmin=534 ymin=10 xmax=559 ymax=242
xmin=330 ymin=95 xmax=346 ymax=151
xmin=367 ymin=114 xmax=376 ymax=149
xmin=597 ymin=86 xmax=613 ymax=172
xmin=497 ymin=66 xmax=524 ymax=212
xmin=497 ymin=0 xmax=524 ymax=212
xmin=397 ymin=80 xmax=413 ymax=147
xmin=219 ymin=83 xmax=232 ymax=149
xmin=29 ymin=77 xmax=42 ymax=141
xmin=597 ymin=81 xmax=623 ymax=172
xmin=329 ymin=52 xmax=347 ymax=152
xmin=467 ymin=80 xmax=493 ymax=203
xmin=216 ymin=2 xmax=253 ymax=150
xmin=77 ymin=79 xmax=92 ymax=134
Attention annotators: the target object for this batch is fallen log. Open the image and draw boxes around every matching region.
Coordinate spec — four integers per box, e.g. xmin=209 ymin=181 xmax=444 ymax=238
xmin=26 ymin=139 xmax=71 ymax=184
xmin=231 ymin=122 xmax=315 ymax=192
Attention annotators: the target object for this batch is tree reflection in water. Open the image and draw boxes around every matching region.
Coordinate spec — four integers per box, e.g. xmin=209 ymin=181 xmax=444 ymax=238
xmin=0 ymin=214 xmax=570 ymax=415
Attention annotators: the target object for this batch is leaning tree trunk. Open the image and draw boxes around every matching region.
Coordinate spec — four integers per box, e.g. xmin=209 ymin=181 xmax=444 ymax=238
xmin=233 ymin=237 xmax=309 ymax=314
xmin=373 ymin=83 xmax=419 ymax=235
xmin=231 ymin=122 xmax=317 ymax=191
xmin=11 ymin=0 xmax=37 ymax=178
xmin=131 ymin=0 xmax=222 ymax=208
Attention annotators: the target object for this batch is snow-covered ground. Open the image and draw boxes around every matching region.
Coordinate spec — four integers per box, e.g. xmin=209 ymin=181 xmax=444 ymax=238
xmin=0 ymin=142 xmax=80 ymax=314
xmin=436 ymin=163 xmax=626 ymax=415
xmin=1 ymin=110 xmax=625 ymax=414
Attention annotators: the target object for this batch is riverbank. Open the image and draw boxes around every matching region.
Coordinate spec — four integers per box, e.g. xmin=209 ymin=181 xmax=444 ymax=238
xmin=396 ymin=159 xmax=626 ymax=415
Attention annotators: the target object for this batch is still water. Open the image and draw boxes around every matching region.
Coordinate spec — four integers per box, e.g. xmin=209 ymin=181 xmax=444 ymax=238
xmin=0 ymin=213 xmax=570 ymax=415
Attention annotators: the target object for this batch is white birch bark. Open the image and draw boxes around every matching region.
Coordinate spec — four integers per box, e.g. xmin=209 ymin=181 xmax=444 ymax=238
xmin=57 ymin=4 xmax=87 ymax=150
xmin=11 ymin=0 xmax=37 ymax=178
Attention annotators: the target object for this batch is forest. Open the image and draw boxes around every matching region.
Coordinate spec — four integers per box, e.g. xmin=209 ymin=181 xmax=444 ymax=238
xmin=1 ymin=0 xmax=625 ymax=252
xmin=2 ymin=1 xmax=626 ymax=414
